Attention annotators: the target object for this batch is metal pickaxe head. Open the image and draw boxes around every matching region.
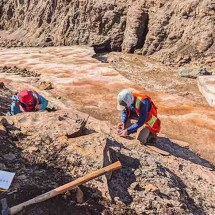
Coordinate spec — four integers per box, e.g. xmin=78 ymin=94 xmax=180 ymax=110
xmin=1 ymin=198 xmax=10 ymax=215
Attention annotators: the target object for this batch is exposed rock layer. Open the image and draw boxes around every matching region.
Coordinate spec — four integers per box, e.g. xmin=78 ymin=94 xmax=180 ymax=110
xmin=0 ymin=46 xmax=215 ymax=164
xmin=0 ymin=109 xmax=214 ymax=214
xmin=0 ymin=0 xmax=214 ymax=65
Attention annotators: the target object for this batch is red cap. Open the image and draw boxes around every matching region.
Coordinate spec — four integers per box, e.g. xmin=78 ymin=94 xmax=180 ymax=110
xmin=18 ymin=89 xmax=33 ymax=105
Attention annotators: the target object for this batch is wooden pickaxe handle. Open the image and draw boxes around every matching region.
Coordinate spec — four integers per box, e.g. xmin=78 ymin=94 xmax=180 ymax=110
xmin=9 ymin=161 xmax=122 ymax=215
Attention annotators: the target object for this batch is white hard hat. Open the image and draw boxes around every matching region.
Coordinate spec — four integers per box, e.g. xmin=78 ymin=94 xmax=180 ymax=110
xmin=116 ymin=89 xmax=134 ymax=111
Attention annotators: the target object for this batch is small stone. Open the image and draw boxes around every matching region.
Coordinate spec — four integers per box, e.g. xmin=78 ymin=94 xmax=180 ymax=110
xmin=3 ymin=153 xmax=16 ymax=161
xmin=27 ymin=146 xmax=38 ymax=153
xmin=0 ymin=163 xmax=6 ymax=169
xmin=38 ymin=81 xmax=53 ymax=90
xmin=114 ymin=197 xmax=121 ymax=203
xmin=76 ymin=187 xmax=84 ymax=203
xmin=176 ymin=55 xmax=183 ymax=63
xmin=130 ymin=182 xmax=139 ymax=190
xmin=17 ymin=174 xmax=27 ymax=180
xmin=134 ymin=169 xmax=141 ymax=177
xmin=0 ymin=82 xmax=5 ymax=89
xmin=144 ymin=184 xmax=159 ymax=192
xmin=0 ymin=124 xmax=6 ymax=132
xmin=178 ymin=164 xmax=183 ymax=171
xmin=130 ymin=182 xmax=142 ymax=191
xmin=197 ymin=176 xmax=202 ymax=181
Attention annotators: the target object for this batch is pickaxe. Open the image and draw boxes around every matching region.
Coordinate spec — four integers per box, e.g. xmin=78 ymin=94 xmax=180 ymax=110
xmin=1 ymin=161 xmax=122 ymax=215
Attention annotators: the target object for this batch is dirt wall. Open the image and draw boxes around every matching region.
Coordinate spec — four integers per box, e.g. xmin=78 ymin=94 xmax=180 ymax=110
xmin=0 ymin=0 xmax=214 ymax=65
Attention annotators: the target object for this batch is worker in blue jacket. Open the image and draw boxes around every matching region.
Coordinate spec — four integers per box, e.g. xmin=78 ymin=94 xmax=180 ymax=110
xmin=10 ymin=89 xmax=48 ymax=115
xmin=116 ymin=89 xmax=161 ymax=144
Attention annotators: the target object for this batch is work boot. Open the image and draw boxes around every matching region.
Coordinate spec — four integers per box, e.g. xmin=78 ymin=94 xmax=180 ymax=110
xmin=146 ymin=133 xmax=157 ymax=144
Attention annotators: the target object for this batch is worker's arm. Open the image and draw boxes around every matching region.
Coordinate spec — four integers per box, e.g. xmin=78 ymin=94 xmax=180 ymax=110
xmin=117 ymin=109 xmax=128 ymax=130
xmin=10 ymin=102 xmax=21 ymax=115
xmin=120 ymin=109 xmax=128 ymax=123
xmin=126 ymin=99 xmax=150 ymax=135
xmin=37 ymin=94 xmax=48 ymax=111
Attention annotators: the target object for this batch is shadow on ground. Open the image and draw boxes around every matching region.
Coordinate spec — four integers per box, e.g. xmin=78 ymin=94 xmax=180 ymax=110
xmin=104 ymin=138 xmax=140 ymax=205
xmin=0 ymin=121 xmax=107 ymax=215
xmin=150 ymin=137 xmax=214 ymax=170
xmin=157 ymin=164 xmax=207 ymax=215
xmin=0 ymin=86 xmax=12 ymax=115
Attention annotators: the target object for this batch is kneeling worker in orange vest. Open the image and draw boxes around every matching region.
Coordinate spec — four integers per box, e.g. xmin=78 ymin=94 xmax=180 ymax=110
xmin=10 ymin=89 xmax=48 ymax=115
xmin=116 ymin=89 xmax=161 ymax=144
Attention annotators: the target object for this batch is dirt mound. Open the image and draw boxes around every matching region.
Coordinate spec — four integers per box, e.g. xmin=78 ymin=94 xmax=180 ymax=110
xmin=0 ymin=82 xmax=13 ymax=115
xmin=0 ymin=109 xmax=214 ymax=215
xmin=0 ymin=66 xmax=40 ymax=78
xmin=106 ymin=52 xmax=208 ymax=104
xmin=0 ymin=0 xmax=214 ymax=65
xmin=0 ymin=114 xmax=115 ymax=215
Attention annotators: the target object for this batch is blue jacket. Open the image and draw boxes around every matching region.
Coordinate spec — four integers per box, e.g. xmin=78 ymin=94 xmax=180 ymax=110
xmin=11 ymin=93 xmax=48 ymax=115
xmin=121 ymin=98 xmax=151 ymax=135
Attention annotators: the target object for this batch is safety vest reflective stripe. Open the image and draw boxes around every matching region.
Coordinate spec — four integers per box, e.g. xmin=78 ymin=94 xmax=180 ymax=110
xmin=127 ymin=93 xmax=161 ymax=133
xmin=32 ymin=90 xmax=39 ymax=105
xmin=146 ymin=115 xmax=157 ymax=127
xmin=135 ymin=97 xmax=141 ymax=109
xmin=13 ymin=101 xmax=25 ymax=112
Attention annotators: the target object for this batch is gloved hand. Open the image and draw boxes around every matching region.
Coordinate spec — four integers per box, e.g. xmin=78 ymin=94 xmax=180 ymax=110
xmin=117 ymin=122 xmax=125 ymax=130
xmin=35 ymin=104 xmax=41 ymax=111
xmin=118 ymin=129 xmax=128 ymax=137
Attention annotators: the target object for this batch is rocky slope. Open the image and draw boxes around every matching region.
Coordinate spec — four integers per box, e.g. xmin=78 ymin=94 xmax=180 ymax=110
xmin=0 ymin=106 xmax=214 ymax=215
xmin=0 ymin=45 xmax=214 ymax=214
xmin=0 ymin=46 xmax=215 ymax=164
xmin=0 ymin=0 xmax=214 ymax=65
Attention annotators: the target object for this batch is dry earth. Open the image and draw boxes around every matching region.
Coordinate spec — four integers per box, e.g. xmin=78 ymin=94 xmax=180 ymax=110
xmin=0 ymin=1 xmax=214 ymax=214
xmin=0 ymin=46 xmax=214 ymax=214
xmin=0 ymin=46 xmax=214 ymax=164
xmin=0 ymin=93 xmax=215 ymax=215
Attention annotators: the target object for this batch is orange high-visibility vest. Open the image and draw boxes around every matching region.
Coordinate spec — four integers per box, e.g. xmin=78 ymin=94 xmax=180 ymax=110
xmin=127 ymin=92 xmax=161 ymax=133
xmin=13 ymin=90 xmax=39 ymax=112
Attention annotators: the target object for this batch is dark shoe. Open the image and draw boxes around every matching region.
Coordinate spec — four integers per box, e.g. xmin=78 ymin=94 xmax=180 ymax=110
xmin=146 ymin=133 xmax=157 ymax=144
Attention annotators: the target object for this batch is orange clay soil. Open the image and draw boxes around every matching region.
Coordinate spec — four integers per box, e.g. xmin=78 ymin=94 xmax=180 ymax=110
xmin=0 ymin=46 xmax=214 ymax=164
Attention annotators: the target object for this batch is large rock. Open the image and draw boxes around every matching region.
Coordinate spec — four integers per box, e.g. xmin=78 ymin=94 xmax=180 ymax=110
xmin=198 ymin=76 xmax=215 ymax=107
xmin=122 ymin=0 xmax=148 ymax=53
xmin=179 ymin=67 xmax=213 ymax=79
xmin=0 ymin=0 xmax=214 ymax=65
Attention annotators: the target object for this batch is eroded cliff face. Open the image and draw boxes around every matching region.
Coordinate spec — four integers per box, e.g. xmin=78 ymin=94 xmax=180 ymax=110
xmin=0 ymin=0 xmax=127 ymax=51
xmin=0 ymin=0 xmax=214 ymax=65
xmin=142 ymin=0 xmax=215 ymax=65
